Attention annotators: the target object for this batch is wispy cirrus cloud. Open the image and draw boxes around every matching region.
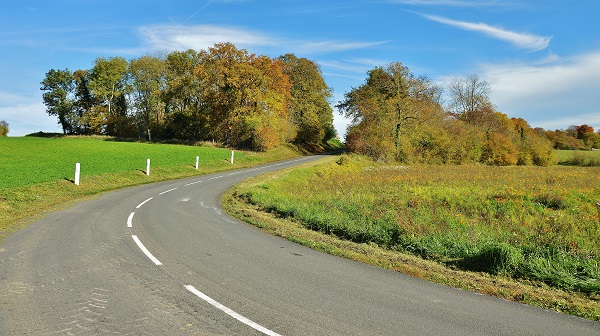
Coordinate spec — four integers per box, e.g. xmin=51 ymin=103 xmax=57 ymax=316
xmin=389 ymin=0 xmax=507 ymax=6
xmin=138 ymin=24 xmax=387 ymax=54
xmin=139 ymin=24 xmax=278 ymax=51
xmin=422 ymin=14 xmax=551 ymax=51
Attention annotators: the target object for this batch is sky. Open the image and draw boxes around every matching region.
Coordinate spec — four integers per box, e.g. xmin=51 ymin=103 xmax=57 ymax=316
xmin=1 ymin=0 xmax=599 ymax=137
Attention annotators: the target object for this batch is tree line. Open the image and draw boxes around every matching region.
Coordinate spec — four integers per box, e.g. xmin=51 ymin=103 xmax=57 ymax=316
xmin=543 ymin=124 xmax=600 ymax=150
xmin=337 ymin=62 xmax=598 ymax=166
xmin=40 ymin=43 xmax=335 ymax=151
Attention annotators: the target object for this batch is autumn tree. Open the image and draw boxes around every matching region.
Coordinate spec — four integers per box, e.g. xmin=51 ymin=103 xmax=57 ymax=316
xmin=337 ymin=62 xmax=444 ymax=161
xmin=196 ymin=43 xmax=292 ymax=150
xmin=576 ymin=125 xmax=600 ymax=149
xmin=0 ymin=120 xmax=9 ymax=136
xmin=40 ymin=69 xmax=76 ymax=134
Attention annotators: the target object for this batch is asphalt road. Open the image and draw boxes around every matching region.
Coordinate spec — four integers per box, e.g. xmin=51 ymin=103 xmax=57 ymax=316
xmin=1 ymin=155 xmax=598 ymax=335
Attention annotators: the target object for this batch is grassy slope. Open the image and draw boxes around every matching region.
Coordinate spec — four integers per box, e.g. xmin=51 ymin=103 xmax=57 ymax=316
xmin=223 ymin=155 xmax=600 ymax=321
xmin=0 ymin=136 xmax=306 ymax=241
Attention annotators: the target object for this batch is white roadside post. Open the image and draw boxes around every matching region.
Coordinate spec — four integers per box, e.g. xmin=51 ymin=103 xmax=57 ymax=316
xmin=195 ymin=156 xmax=199 ymax=170
xmin=231 ymin=151 xmax=234 ymax=164
xmin=74 ymin=162 xmax=80 ymax=186
xmin=146 ymin=158 xmax=151 ymax=176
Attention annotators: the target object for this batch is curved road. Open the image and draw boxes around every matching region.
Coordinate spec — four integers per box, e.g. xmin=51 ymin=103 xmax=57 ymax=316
xmin=1 ymin=156 xmax=598 ymax=335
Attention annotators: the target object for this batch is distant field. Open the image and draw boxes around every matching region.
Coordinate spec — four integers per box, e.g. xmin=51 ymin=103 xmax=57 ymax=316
xmin=0 ymin=136 xmax=251 ymax=189
xmin=555 ymin=149 xmax=600 ymax=166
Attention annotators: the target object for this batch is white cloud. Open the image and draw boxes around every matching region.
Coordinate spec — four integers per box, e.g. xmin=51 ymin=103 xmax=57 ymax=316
xmin=0 ymin=101 xmax=61 ymax=136
xmin=423 ymin=14 xmax=551 ymax=51
xmin=481 ymin=51 xmax=600 ymax=130
xmin=138 ymin=24 xmax=387 ymax=55
xmin=139 ymin=25 xmax=278 ymax=51
xmin=297 ymin=41 xmax=388 ymax=54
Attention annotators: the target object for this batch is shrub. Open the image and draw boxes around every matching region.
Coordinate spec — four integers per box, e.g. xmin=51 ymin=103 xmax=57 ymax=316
xmin=463 ymin=243 xmax=524 ymax=275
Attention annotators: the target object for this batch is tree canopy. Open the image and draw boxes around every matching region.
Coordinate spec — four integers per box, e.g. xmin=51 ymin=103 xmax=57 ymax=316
xmin=0 ymin=120 xmax=9 ymax=136
xmin=40 ymin=43 xmax=335 ymax=151
xmin=338 ymin=62 xmax=554 ymax=166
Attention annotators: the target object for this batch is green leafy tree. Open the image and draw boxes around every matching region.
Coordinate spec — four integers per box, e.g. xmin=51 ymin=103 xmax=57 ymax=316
xmin=129 ymin=54 xmax=168 ymax=139
xmin=40 ymin=69 xmax=76 ymax=134
xmin=0 ymin=120 xmax=9 ymax=136
xmin=279 ymin=54 xmax=334 ymax=144
xmin=337 ymin=62 xmax=444 ymax=161
xmin=88 ymin=56 xmax=129 ymax=136
xmin=72 ymin=70 xmax=95 ymax=134
xmin=162 ymin=49 xmax=207 ymax=140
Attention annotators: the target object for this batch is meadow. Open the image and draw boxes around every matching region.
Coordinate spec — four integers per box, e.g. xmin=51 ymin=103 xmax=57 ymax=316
xmin=230 ymin=155 xmax=600 ymax=317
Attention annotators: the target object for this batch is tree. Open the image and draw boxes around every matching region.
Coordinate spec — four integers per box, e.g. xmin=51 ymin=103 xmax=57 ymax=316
xmin=279 ymin=54 xmax=334 ymax=144
xmin=337 ymin=62 xmax=444 ymax=161
xmin=40 ymin=69 xmax=76 ymax=134
xmin=576 ymin=124 xmax=594 ymax=139
xmin=196 ymin=43 xmax=292 ymax=150
xmin=72 ymin=70 xmax=95 ymax=134
xmin=162 ymin=49 xmax=208 ymax=140
xmin=448 ymin=74 xmax=494 ymax=127
xmin=129 ymin=54 xmax=168 ymax=138
xmin=0 ymin=120 xmax=9 ymax=136
xmin=88 ymin=57 xmax=129 ymax=136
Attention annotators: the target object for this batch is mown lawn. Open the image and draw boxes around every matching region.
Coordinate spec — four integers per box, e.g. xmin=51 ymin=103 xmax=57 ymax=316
xmin=0 ymin=136 xmax=305 ymax=240
xmin=227 ymin=154 xmax=600 ymax=319
xmin=0 ymin=136 xmax=252 ymax=188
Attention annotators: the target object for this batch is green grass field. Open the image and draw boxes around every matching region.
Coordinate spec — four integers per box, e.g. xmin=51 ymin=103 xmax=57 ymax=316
xmin=555 ymin=149 xmax=600 ymax=166
xmin=0 ymin=136 xmax=306 ymax=240
xmin=0 ymin=136 xmax=255 ymax=188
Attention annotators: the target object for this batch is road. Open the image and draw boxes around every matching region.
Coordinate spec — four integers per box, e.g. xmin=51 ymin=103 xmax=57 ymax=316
xmin=1 ymin=155 xmax=598 ymax=335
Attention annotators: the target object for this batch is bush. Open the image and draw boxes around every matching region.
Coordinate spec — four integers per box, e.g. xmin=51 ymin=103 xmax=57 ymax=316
xmin=481 ymin=133 xmax=519 ymax=166
xmin=463 ymin=243 xmax=524 ymax=275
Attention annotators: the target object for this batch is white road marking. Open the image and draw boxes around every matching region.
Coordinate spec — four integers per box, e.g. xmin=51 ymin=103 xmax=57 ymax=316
xmin=159 ymin=188 xmax=178 ymax=195
xmin=184 ymin=180 xmax=202 ymax=186
xmin=127 ymin=212 xmax=135 ymax=228
xmin=136 ymin=197 xmax=153 ymax=209
xmin=184 ymin=285 xmax=281 ymax=336
xmin=131 ymin=235 xmax=162 ymax=265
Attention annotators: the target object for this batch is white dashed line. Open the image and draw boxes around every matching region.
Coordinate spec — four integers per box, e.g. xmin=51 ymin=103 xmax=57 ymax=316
xmin=127 ymin=212 xmax=135 ymax=228
xmin=184 ymin=180 xmax=202 ymax=186
xmin=136 ymin=197 xmax=153 ymax=209
xmin=131 ymin=235 xmax=162 ymax=265
xmin=184 ymin=285 xmax=281 ymax=336
xmin=159 ymin=188 xmax=178 ymax=195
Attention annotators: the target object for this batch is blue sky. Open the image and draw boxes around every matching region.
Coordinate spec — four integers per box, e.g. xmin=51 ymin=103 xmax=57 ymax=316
xmin=1 ymin=0 xmax=599 ymax=136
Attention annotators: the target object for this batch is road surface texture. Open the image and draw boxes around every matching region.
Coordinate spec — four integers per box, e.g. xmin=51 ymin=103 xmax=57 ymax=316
xmin=1 ymin=155 xmax=599 ymax=335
